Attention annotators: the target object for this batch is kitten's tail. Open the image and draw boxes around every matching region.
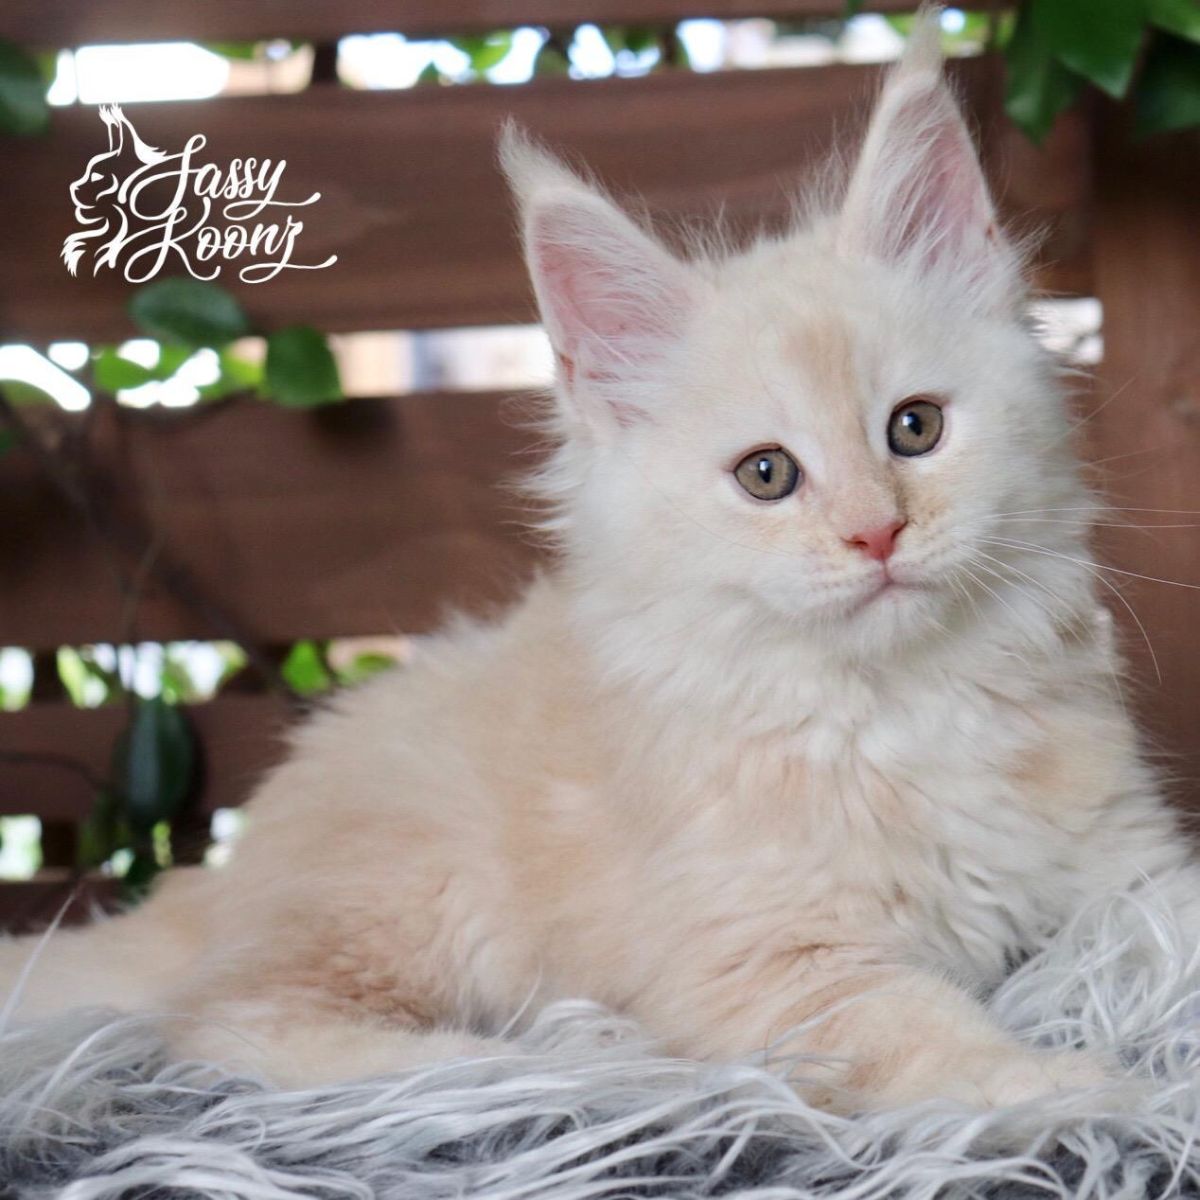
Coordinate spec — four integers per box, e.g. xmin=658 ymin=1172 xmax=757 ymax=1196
xmin=0 ymin=867 xmax=211 ymax=1028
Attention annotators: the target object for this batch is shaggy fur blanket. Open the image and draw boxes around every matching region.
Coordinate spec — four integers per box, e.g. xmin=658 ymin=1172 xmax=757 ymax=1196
xmin=3 ymin=895 xmax=1200 ymax=1200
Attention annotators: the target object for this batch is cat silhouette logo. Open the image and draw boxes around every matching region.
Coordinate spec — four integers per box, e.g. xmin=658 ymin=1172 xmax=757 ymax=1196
xmin=62 ymin=104 xmax=336 ymax=284
xmin=63 ymin=105 xmax=165 ymax=277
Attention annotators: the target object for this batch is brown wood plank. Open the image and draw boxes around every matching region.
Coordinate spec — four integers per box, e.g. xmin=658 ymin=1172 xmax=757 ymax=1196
xmin=4 ymin=1 xmax=920 ymax=47
xmin=0 ymin=695 xmax=293 ymax=820
xmin=0 ymin=391 xmax=548 ymax=648
xmin=1087 ymin=115 xmax=1200 ymax=813
xmin=0 ymin=58 xmax=1089 ymax=345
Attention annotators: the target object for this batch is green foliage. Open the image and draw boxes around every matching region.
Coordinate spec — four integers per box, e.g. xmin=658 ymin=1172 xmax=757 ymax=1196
xmin=1036 ymin=0 xmax=1143 ymax=97
xmin=265 ymin=325 xmax=343 ymax=406
xmin=533 ymin=42 xmax=572 ymax=76
xmin=448 ymin=32 xmax=514 ymax=76
xmin=336 ymin=652 xmax=397 ymax=686
xmin=91 ymin=341 xmax=261 ymax=403
xmin=111 ymin=695 xmax=196 ymax=836
xmin=282 ymin=639 xmax=334 ymax=695
xmin=120 ymin=279 xmax=340 ymax=406
xmin=1149 ymin=0 xmax=1200 ymax=42
xmin=202 ymin=347 xmax=263 ymax=399
xmin=1002 ymin=0 xmax=1200 ymax=141
xmin=76 ymin=787 xmax=128 ymax=871
xmin=0 ymin=38 xmax=50 ymax=136
xmin=1004 ymin=4 xmax=1086 ymax=142
xmin=204 ymin=41 xmax=264 ymax=61
xmin=57 ymin=646 xmax=123 ymax=707
xmin=0 ymin=427 xmax=17 ymax=459
xmin=129 ymin=278 xmax=252 ymax=347
xmin=76 ymin=693 xmax=197 ymax=898
xmin=282 ymin=640 xmax=399 ymax=693
xmin=92 ymin=348 xmax=157 ymax=392
xmin=1137 ymin=33 xmax=1200 ymax=132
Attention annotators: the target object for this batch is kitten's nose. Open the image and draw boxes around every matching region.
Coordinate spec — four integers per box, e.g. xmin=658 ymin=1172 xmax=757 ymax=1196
xmin=844 ymin=519 xmax=906 ymax=562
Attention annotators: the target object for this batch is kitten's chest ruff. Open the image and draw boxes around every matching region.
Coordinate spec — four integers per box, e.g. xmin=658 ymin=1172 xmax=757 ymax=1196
xmin=688 ymin=682 xmax=1084 ymax=981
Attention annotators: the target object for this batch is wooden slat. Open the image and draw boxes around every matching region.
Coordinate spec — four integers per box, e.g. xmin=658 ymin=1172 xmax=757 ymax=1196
xmin=0 ymin=694 xmax=293 ymax=819
xmin=0 ymin=392 xmax=547 ymax=648
xmin=0 ymin=58 xmax=1090 ymax=345
xmin=1087 ymin=115 xmax=1200 ymax=810
xmin=3 ymin=1 xmax=920 ymax=47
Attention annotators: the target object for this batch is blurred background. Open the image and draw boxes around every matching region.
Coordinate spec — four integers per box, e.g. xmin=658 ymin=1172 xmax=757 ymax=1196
xmin=0 ymin=1 xmax=1196 ymax=926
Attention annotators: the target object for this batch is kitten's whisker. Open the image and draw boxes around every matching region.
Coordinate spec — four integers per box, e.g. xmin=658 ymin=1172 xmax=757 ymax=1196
xmin=1001 ymin=518 xmax=1200 ymax=530
xmin=983 ymin=537 xmax=1200 ymax=593
xmin=981 ymin=539 xmax=1163 ymax=685
xmin=993 ymin=506 xmax=1200 ymax=518
xmin=1086 ymin=446 xmax=1166 ymax=469
xmin=971 ymin=550 xmax=1137 ymax=708
xmin=969 ymin=555 xmax=1062 ymax=629
xmin=1061 ymin=376 xmax=1138 ymax=440
xmin=957 ymin=563 xmax=1034 ymax=667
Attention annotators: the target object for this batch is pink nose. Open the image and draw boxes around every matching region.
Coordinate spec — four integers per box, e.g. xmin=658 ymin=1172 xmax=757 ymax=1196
xmin=844 ymin=519 xmax=906 ymax=562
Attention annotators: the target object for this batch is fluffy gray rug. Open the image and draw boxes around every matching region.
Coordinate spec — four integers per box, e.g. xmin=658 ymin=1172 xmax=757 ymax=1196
xmin=3 ymin=895 xmax=1200 ymax=1200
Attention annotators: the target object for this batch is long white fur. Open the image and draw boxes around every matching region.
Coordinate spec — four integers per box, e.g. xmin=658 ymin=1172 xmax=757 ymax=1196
xmin=4 ymin=894 xmax=1200 ymax=1199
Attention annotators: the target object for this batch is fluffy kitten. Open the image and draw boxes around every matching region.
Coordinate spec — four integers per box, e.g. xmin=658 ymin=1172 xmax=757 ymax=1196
xmin=4 ymin=17 xmax=1196 ymax=1113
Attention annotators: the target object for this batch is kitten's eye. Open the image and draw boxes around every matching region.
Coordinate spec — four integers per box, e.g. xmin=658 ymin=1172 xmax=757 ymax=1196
xmin=887 ymin=397 xmax=944 ymax=457
xmin=734 ymin=447 xmax=801 ymax=501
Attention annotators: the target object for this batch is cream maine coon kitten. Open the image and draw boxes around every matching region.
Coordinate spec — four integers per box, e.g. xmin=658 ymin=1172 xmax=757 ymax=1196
xmin=4 ymin=20 xmax=1196 ymax=1113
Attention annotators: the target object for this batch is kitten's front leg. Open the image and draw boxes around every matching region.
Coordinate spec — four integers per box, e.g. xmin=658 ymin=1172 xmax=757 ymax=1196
xmin=647 ymin=945 xmax=1110 ymax=1112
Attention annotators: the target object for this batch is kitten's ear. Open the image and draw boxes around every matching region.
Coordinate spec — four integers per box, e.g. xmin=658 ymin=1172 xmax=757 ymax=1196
xmin=837 ymin=11 xmax=1021 ymax=307
xmin=500 ymin=123 xmax=698 ymax=430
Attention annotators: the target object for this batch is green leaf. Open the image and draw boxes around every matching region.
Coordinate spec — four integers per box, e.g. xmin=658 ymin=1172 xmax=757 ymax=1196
xmin=264 ymin=325 xmax=342 ymax=406
xmin=129 ymin=278 xmax=251 ymax=347
xmin=0 ymin=38 xmax=50 ymax=136
xmin=1004 ymin=3 xmax=1087 ymax=142
xmin=336 ymin=651 xmax=397 ymax=686
xmin=1136 ymin=32 xmax=1200 ymax=132
xmin=152 ymin=343 xmax=195 ymax=379
xmin=111 ymin=696 xmax=196 ymax=834
xmin=120 ymin=850 xmax=161 ymax=902
xmin=1034 ymin=0 xmax=1145 ymax=98
xmin=204 ymin=41 xmax=263 ymax=60
xmin=0 ymin=427 xmax=17 ymax=458
xmin=198 ymin=348 xmax=262 ymax=400
xmin=449 ymin=32 xmax=514 ymax=74
xmin=77 ymin=788 xmax=127 ymax=871
xmin=534 ymin=43 xmax=572 ymax=76
xmin=93 ymin=348 xmax=156 ymax=392
xmin=218 ymin=347 xmax=262 ymax=388
xmin=160 ymin=651 xmax=199 ymax=704
xmin=282 ymin=640 xmax=333 ymax=695
xmin=1148 ymin=0 xmax=1200 ymax=43
xmin=626 ymin=27 xmax=659 ymax=54
xmin=0 ymin=381 xmax=56 ymax=405
xmin=57 ymin=647 xmax=123 ymax=706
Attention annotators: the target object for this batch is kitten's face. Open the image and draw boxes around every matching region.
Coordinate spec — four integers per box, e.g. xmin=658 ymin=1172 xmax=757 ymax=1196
xmin=506 ymin=27 xmax=1090 ymax=661
xmin=587 ymin=250 xmax=1077 ymax=655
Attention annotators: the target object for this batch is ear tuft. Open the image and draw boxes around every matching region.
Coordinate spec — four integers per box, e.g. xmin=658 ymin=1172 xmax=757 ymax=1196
xmin=499 ymin=121 xmax=698 ymax=432
xmin=498 ymin=120 xmax=587 ymax=212
xmin=837 ymin=7 xmax=1022 ymax=309
xmin=894 ymin=5 xmax=944 ymax=83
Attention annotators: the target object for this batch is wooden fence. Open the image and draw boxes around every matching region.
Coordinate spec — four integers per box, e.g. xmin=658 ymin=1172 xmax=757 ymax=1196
xmin=1 ymin=1 xmax=1198 ymax=930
